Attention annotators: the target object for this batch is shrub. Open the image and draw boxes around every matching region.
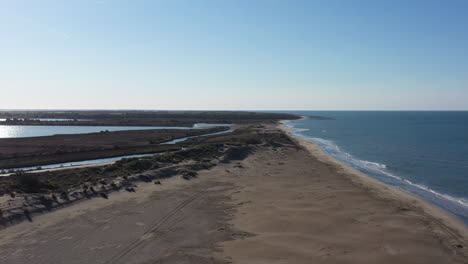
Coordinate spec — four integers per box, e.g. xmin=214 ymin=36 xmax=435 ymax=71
xmin=16 ymin=172 xmax=43 ymax=193
xmin=124 ymin=159 xmax=153 ymax=172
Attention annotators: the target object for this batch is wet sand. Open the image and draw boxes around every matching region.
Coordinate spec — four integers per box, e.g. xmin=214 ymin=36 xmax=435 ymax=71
xmin=0 ymin=126 xmax=466 ymax=263
xmin=221 ymin=125 xmax=467 ymax=263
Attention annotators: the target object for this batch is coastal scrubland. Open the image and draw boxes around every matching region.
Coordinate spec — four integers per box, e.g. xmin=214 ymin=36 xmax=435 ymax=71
xmin=0 ymin=118 xmax=465 ymax=264
xmin=0 ymin=110 xmax=299 ymax=127
xmin=0 ymin=127 xmax=227 ymax=170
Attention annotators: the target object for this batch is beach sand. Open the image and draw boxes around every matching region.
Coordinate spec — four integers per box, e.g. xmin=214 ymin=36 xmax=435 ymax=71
xmin=220 ymin=124 xmax=467 ymax=263
xmin=0 ymin=125 xmax=466 ymax=263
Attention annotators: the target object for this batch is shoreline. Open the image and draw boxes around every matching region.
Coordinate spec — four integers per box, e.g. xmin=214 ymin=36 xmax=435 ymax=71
xmin=281 ymin=115 xmax=468 ymax=221
xmin=0 ymin=123 xmax=466 ymax=263
xmin=278 ymin=120 xmax=468 ymax=241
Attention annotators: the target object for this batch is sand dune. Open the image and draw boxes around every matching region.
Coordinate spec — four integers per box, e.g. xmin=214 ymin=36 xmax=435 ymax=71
xmin=0 ymin=125 xmax=465 ymax=263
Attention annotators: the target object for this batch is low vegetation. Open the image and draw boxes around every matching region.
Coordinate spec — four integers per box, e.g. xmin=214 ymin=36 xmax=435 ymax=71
xmin=0 ymin=127 xmax=227 ymax=169
xmin=0 ymin=110 xmax=300 ymax=127
xmin=0 ymin=124 xmax=297 ymax=227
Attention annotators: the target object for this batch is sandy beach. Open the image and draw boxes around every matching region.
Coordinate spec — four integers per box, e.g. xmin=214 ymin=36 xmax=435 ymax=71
xmin=0 ymin=124 xmax=466 ymax=263
xmin=3 ymin=0 xmax=468 ymax=262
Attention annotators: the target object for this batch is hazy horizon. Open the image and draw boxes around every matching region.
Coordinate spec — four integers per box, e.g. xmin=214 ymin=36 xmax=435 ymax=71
xmin=1 ymin=109 xmax=468 ymax=112
xmin=1 ymin=0 xmax=467 ymax=110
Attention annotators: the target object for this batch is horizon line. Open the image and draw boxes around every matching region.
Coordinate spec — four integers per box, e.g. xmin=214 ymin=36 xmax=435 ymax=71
xmin=0 ymin=109 xmax=468 ymax=112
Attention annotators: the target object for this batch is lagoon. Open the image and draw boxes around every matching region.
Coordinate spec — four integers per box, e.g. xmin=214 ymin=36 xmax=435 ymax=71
xmin=1 ymin=128 xmax=233 ymax=173
xmin=0 ymin=123 xmax=230 ymax=138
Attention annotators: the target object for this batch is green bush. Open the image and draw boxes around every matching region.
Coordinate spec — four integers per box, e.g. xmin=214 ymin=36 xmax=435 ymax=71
xmin=16 ymin=172 xmax=43 ymax=193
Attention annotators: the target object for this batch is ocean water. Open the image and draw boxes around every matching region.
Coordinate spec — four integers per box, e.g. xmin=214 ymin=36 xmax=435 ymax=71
xmin=280 ymin=111 xmax=468 ymax=223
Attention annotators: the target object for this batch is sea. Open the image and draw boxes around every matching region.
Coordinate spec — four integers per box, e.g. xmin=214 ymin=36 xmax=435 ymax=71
xmin=278 ymin=111 xmax=468 ymax=224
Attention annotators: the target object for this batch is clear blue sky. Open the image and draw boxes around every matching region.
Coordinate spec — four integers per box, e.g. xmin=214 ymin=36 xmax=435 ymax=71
xmin=1 ymin=0 xmax=467 ymax=110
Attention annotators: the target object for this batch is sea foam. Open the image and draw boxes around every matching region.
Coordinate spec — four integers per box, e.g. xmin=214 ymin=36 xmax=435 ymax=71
xmin=284 ymin=121 xmax=468 ymax=209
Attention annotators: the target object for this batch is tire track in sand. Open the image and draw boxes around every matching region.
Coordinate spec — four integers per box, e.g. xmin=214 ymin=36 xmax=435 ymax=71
xmin=102 ymin=185 xmax=215 ymax=264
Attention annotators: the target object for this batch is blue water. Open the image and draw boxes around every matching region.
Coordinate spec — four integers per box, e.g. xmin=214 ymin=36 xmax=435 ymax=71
xmin=0 ymin=123 xmax=230 ymax=138
xmin=0 ymin=127 xmax=233 ymax=174
xmin=160 ymin=129 xmax=233 ymax=144
xmin=0 ymin=118 xmax=93 ymax=122
xmin=1 ymin=152 xmax=165 ymax=173
xmin=279 ymin=111 xmax=468 ymax=223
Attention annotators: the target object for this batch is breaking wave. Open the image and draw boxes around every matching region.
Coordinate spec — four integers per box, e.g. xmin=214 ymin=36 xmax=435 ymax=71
xmin=284 ymin=122 xmax=468 ymax=209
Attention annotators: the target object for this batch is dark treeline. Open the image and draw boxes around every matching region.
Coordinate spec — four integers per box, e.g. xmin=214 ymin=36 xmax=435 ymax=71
xmin=0 ymin=110 xmax=300 ymax=127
